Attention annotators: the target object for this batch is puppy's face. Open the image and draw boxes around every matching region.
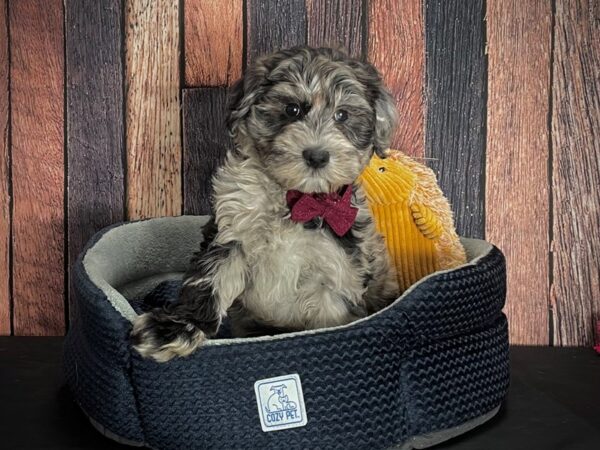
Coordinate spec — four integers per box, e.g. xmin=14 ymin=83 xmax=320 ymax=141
xmin=228 ymin=47 xmax=397 ymax=193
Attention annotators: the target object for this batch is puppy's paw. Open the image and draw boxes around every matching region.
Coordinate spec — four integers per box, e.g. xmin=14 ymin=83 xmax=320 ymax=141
xmin=131 ymin=311 xmax=206 ymax=362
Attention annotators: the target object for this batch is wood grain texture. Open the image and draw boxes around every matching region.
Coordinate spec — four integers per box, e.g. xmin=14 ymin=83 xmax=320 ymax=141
xmin=10 ymin=0 xmax=64 ymax=335
xmin=0 ymin=0 xmax=9 ymax=335
xmin=183 ymin=88 xmax=232 ymax=215
xmin=424 ymin=0 xmax=486 ymax=238
xmin=306 ymin=0 xmax=364 ymax=58
xmin=486 ymin=0 xmax=552 ymax=345
xmin=551 ymin=0 xmax=600 ymax=346
xmin=247 ymin=0 xmax=307 ymax=63
xmin=125 ymin=0 xmax=181 ymax=219
xmin=184 ymin=0 xmax=243 ymax=87
xmin=368 ymin=0 xmax=424 ymax=158
xmin=66 ymin=0 xmax=125 ymax=318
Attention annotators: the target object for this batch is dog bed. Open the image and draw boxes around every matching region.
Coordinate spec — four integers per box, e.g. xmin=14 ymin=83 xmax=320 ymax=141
xmin=63 ymin=215 xmax=509 ymax=450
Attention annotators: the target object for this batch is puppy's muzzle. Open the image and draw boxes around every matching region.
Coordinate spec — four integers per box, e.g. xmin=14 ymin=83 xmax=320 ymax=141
xmin=302 ymin=147 xmax=330 ymax=169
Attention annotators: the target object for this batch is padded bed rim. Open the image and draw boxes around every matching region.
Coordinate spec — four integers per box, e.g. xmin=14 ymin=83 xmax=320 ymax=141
xmin=79 ymin=215 xmax=495 ymax=346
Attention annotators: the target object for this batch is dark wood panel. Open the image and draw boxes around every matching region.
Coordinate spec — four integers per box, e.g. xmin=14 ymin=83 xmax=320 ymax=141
xmin=424 ymin=0 xmax=486 ymax=238
xmin=0 ymin=0 xmax=9 ymax=335
xmin=10 ymin=0 xmax=64 ymax=335
xmin=486 ymin=0 xmax=552 ymax=345
xmin=246 ymin=0 xmax=307 ymax=63
xmin=368 ymin=0 xmax=424 ymax=158
xmin=183 ymin=88 xmax=232 ymax=215
xmin=66 ymin=0 xmax=125 ymax=319
xmin=125 ymin=0 xmax=181 ymax=219
xmin=184 ymin=0 xmax=243 ymax=87
xmin=306 ymin=0 xmax=364 ymax=59
xmin=552 ymin=0 xmax=600 ymax=346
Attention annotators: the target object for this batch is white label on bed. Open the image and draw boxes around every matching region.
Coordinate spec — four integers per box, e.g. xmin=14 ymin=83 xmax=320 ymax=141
xmin=254 ymin=373 xmax=307 ymax=432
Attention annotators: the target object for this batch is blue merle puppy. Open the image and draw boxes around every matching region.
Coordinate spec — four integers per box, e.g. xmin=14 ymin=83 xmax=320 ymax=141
xmin=132 ymin=47 xmax=399 ymax=362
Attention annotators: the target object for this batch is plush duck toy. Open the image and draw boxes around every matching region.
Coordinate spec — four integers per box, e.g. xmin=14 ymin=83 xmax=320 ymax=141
xmin=359 ymin=149 xmax=467 ymax=293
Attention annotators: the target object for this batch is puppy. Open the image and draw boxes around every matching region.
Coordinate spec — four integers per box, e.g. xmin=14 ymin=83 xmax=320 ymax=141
xmin=132 ymin=47 xmax=399 ymax=362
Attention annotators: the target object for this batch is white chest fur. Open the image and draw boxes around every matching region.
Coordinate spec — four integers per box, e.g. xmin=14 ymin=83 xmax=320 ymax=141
xmin=243 ymin=218 xmax=367 ymax=329
xmin=212 ymin=155 xmax=369 ymax=330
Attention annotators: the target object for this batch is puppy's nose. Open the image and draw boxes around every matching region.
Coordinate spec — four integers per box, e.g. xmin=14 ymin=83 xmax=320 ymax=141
xmin=302 ymin=148 xmax=330 ymax=169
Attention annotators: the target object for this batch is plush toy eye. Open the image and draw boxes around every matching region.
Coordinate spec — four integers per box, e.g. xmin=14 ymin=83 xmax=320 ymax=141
xmin=334 ymin=109 xmax=348 ymax=122
xmin=285 ymin=103 xmax=302 ymax=118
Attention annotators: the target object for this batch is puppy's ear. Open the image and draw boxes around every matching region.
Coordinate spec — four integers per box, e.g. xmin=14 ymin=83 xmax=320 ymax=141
xmin=372 ymin=86 xmax=398 ymax=158
xmin=349 ymin=60 xmax=398 ymax=158
xmin=226 ymin=67 xmax=267 ymax=136
xmin=226 ymin=49 xmax=297 ymax=136
xmin=226 ymin=77 xmax=246 ymax=135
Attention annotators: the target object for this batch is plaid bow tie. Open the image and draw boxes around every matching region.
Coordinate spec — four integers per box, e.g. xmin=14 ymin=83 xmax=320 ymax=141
xmin=286 ymin=185 xmax=358 ymax=237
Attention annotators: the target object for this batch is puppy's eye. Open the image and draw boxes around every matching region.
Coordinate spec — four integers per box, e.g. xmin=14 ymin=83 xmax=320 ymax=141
xmin=334 ymin=109 xmax=348 ymax=122
xmin=285 ymin=103 xmax=302 ymax=118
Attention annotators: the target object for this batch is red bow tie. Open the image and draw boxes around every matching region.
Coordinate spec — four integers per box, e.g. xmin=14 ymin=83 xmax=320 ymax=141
xmin=286 ymin=185 xmax=358 ymax=237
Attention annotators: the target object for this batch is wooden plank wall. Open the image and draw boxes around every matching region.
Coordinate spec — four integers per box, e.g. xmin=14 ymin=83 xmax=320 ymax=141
xmin=0 ymin=0 xmax=598 ymax=346
xmin=65 ymin=0 xmax=125 ymax=317
xmin=183 ymin=88 xmax=232 ymax=215
xmin=182 ymin=1 xmax=242 ymax=215
xmin=425 ymin=0 xmax=487 ymax=239
xmin=368 ymin=0 xmax=424 ymax=158
xmin=306 ymin=0 xmax=364 ymax=59
xmin=551 ymin=0 xmax=600 ymax=347
xmin=184 ymin=0 xmax=243 ymax=87
xmin=125 ymin=0 xmax=181 ymax=220
xmin=10 ymin=0 xmax=65 ymax=335
xmin=486 ymin=1 xmax=552 ymax=345
xmin=246 ymin=0 xmax=307 ymax=63
xmin=0 ymin=0 xmax=9 ymax=335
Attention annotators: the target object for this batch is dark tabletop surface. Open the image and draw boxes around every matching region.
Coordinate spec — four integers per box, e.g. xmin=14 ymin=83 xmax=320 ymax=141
xmin=0 ymin=338 xmax=599 ymax=450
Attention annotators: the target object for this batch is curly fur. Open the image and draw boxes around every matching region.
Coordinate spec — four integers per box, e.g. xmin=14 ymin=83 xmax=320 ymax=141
xmin=132 ymin=47 xmax=399 ymax=361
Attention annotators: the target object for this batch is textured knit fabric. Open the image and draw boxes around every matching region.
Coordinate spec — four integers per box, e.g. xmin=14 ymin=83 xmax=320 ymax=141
xmin=63 ymin=216 xmax=509 ymax=450
xmin=63 ymin=223 xmax=145 ymax=442
xmin=359 ymin=150 xmax=467 ymax=292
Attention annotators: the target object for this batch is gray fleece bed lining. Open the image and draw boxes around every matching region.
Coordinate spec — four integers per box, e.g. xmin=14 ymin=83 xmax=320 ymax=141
xmin=82 ymin=216 xmax=210 ymax=321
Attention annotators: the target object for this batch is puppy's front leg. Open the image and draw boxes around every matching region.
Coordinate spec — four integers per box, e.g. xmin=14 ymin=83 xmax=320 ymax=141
xmin=362 ymin=239 xmax=400 ymax=314
xmin=131 ymin=240 xmax=247 ymax=362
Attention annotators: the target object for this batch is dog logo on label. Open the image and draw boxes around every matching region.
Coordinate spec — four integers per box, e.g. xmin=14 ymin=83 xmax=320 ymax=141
xmin=254 ymin=374 xmax=307 ymax=432
xmin=266 ymin=384 xmax=298 ymax=413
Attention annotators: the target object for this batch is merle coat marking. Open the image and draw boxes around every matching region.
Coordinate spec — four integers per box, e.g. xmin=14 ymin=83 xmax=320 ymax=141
xmin=132 ymin=47 xmax=399 ymax=362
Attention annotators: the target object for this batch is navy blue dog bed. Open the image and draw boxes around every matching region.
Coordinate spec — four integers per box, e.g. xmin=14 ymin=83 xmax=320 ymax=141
xmin=63 ymin=216 xmax=509 ymax=450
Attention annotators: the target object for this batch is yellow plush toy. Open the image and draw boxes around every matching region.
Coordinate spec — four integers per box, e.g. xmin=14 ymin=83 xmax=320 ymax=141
xmin=359 ymin=150 xmax=467 ymax=293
